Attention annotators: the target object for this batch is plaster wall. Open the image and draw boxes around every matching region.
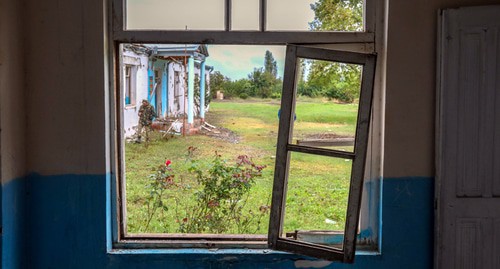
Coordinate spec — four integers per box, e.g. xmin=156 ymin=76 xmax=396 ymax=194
xmin=0 ymin=0 xmax=26 ymax=182
xmin=122 ymin=52 xmax=148 ymax=138
xmin=24 ymin=0 xmax=107 ymax=175
xmin=383 ymin=0 xmax=500 ymax=178
xmin=0 ymin=1 xmax=27 ymax=267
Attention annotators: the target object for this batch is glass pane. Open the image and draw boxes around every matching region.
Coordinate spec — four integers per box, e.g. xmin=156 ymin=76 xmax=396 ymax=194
xmin=232 ymin=0 xmax=260 ymax=30
xmin=290 ymin=58 xmax=362 ymax=153
xmin=282 ymin=152 xmax=352 ymax=249
xmin=266 ymin=0 xmax=363 ymax=31
xmin=126 ymin=0 xmax=225 ymax=30
xmin=121 ymin=44 xmax=286 ymax=235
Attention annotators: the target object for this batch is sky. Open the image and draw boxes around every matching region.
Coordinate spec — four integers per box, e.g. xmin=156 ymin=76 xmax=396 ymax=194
xmin=126 ymin=0 xmax=316 ymax=80
xmin=205 ymin=45 xmax=286 ymax=80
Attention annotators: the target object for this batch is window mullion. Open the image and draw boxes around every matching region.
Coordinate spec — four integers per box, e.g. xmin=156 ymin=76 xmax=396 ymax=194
xmin=259 ymin=0 xmax=266 ymax=32
xmin=225 ymin=0 xmax=231 ymax=31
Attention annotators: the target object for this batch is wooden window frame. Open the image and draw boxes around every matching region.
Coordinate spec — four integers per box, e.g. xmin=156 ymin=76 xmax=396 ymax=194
xmin=268 ymin=45 xmax=376 ymax=263
xmin=110 ymin=0 xmax=379 ymax=263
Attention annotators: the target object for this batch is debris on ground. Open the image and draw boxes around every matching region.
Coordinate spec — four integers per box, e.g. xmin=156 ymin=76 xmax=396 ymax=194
xmin=199 ymin=122 xmax=240 ymax=144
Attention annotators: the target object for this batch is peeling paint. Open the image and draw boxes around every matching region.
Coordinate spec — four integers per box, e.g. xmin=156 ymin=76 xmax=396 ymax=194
xmin=294 ymin=260 xmax=332 ymax=268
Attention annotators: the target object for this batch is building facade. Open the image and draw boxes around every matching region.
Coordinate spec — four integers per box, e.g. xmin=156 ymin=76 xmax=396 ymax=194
xmin=122 ymin=44 xmax=212 ymax=137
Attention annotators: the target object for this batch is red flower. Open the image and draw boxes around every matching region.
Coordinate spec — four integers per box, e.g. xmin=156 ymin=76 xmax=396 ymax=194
xmin=165 ymin=159 xmax=172 ymax=166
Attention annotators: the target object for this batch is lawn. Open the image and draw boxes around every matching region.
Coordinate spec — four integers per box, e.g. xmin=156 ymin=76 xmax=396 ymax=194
xmin=125 ymin=98 xmax=358 ymax=235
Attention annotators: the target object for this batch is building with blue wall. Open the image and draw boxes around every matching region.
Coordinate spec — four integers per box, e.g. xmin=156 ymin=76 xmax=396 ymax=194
xmin=122 ymin=44 xmax=212 ymax=137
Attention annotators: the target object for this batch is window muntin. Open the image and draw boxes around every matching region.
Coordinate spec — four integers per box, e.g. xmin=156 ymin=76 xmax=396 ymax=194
xmin=112 ymin=0 xmax=378 ymax=263
xmin=268 ymin=45 xmax=376 ymax=262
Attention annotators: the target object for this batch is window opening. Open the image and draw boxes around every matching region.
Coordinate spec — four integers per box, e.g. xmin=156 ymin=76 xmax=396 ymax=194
xmin=112 ymin=0 xmax=379 ymax=262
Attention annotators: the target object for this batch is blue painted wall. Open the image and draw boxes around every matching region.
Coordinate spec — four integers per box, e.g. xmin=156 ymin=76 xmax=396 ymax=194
xmin=2 ymin=178 xmax=27 ymax=269
xmin=2 ymin=175 xmax=433 ymax=268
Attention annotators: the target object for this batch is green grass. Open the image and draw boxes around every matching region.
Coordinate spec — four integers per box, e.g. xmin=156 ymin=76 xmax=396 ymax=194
xmin=125 ymin=98 xmax=358 ymax=234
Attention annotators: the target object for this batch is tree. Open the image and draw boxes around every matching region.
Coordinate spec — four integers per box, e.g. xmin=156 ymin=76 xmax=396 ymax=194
xmin=209 ymin=71 xmax=230 ymax=98
xmin=307 ymin=61 xmax=361 ymax=103
xmin=305 ymin=0 xmax=363 ymax=103
xmin=264 ymin=50 xmax=278 ymax=78
xmin=248 ymin=68 xmax=273 ymax=98
xmin=309 ymin=0 xmax=363 ymax=32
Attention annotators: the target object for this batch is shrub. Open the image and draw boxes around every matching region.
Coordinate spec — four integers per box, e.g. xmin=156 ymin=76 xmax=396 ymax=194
xmin=178 ymin=153 xmax=267 ymax=234
xmin=143 ymin=149 xmax=269 ymax=234
xmin=239 ymin=92 xmax=249 ymax=99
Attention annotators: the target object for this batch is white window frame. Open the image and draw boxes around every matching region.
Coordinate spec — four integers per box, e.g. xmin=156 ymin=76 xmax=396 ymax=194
xmin=110 ymin=0 xmax=380 ymax=263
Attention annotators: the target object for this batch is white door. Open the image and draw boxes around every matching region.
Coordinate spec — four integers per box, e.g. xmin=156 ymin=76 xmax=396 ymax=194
xmin=436 ymin=5 xmax=500 ymax=269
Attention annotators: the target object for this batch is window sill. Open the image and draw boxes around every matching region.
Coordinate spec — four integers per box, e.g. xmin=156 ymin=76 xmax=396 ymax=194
xmin=124 ymin=105 xmax=136 ymax=110
xmin=107 ymin=248 xmax=381 ymax=257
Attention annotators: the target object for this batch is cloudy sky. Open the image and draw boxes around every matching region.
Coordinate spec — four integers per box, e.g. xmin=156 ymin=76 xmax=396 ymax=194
xmin=204 ymin=45 xmax=285 ymax=80
xmin=126 ymin=0 xmax=316 ymax=80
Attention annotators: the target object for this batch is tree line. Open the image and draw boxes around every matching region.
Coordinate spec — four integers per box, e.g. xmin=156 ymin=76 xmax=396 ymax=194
xmin=210 ymin=0 xmax=363 ymax=103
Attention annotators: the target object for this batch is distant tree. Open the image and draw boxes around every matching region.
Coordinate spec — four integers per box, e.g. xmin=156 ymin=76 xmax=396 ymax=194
xmin=248 ymin=68 xmax=271 ymax=98
xmin=225 ymin=78 xmax=252 ymax=99
xmin=264 ymin=50 xmax=278 ymax=78
xmin=209 ymin=71 xmax=230 ymax=98
xmin=307 ymin=61 xmax=361 ymax=103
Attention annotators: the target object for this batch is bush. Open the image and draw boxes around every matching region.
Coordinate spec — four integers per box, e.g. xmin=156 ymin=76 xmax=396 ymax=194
xmin=239 ymin=92 xmax=249 ymax=99
xmin=179 ymin=153 xmax=267 ymax=234
xmin=143 ymin=149 xmax=269 ymax=234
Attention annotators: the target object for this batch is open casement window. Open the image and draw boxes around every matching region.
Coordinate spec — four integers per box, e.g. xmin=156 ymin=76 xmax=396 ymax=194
xmin=268 ymin=45 xmax=376 ymax=263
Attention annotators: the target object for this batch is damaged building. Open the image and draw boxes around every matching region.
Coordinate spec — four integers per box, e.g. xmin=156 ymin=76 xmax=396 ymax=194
xmin=122 ymin=44 xmax=212 ymax=137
